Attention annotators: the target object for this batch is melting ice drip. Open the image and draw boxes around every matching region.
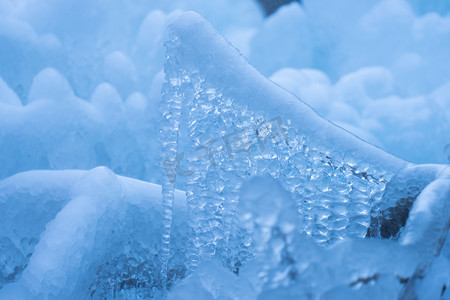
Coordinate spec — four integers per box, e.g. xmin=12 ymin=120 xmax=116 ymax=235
xmin=160 ymin=31 xmax=393 ymax=275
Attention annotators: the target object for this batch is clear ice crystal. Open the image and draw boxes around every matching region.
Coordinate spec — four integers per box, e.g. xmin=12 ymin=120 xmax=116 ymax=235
xmin=160 ymin=14 xmax=394 ymax=275
xmin=159 ymin=38 xmax=185 ymax=286
xmin=154 ymin=11 xmax=450 ymax=299
xmin=238 ymin=176 xmax=299 ymax=288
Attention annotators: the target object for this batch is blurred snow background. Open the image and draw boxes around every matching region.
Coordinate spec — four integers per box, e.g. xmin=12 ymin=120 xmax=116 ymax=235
xmin=0 ymin=0 xmax=449 ymax=184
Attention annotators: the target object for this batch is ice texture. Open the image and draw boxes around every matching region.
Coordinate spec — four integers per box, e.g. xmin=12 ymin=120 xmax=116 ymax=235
xmin=238 ymin=176 xmax=300 ymax=289
xmin=168 ymin=260 xmax=254 ymax=300
xmin=0 ymin=170 xmax=86 ymax=289
xmin=0 ymin=168 xmax=188 ymax=299
xmin=398 ymin=166 xmax=450 ymax=299
xmin=161 ymin=12 xmax=407 ymax=273
xmin=1 ymin=1 xmax=450 ymax=299
xmin=157 ymin=11 xmax=450 ymax=299
xmin=159 ymin=41 xmax=185 ymax=283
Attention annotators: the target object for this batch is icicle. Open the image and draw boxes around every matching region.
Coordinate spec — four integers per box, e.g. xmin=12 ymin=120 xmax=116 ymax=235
xmin=159 ymin=38 xmax=184 ymax=288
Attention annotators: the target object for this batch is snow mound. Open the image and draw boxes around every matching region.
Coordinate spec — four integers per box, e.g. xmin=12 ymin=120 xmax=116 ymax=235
xmin=0 ymin=168 xmax=187 ymax=299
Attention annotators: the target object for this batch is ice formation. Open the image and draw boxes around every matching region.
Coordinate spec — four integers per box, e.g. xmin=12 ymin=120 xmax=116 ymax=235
xmin=156 ymin=11 xmax=449 ymax=299
xmin=161 ymin=11 xmax=403 ymax=265
xmin=0 ymin=1 xmax=449 ymax=299
xmin=0 ymin=168 xmax=188 ymax=299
